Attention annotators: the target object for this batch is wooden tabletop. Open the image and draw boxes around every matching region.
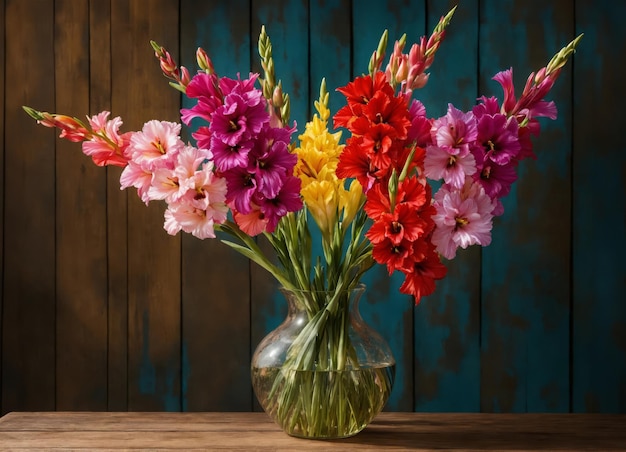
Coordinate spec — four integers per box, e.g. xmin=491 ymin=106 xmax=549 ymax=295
xmin=0 ymin=411 xmax=625 ymax=451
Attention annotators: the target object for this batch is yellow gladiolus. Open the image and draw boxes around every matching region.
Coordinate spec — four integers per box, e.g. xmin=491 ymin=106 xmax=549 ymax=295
xmin=294 ymin=77 xmax=363 ymax=242
xmin=339 ymin=179 xmax=364 ymax=229
xmin=301 ymin=180 xmax=339 ymax=238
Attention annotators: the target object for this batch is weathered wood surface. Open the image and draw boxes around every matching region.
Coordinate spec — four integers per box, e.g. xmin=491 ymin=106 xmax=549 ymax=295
xmin=1 ymin=412 xmax=625 ymax=451
xmin=479 ymin=0 xmax=574 ymax=413
xmin=3 ymin=0 xmax=57 ymax=413
xmin=571 ymin=0 xmax=626 ymax=413
xmin=1 ymin=0 xmax=625 ymax=415
xmin=413 ymin=0 xmax=481 ymax=413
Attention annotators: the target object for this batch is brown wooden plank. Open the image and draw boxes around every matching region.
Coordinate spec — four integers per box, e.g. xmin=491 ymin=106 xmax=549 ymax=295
xmin=0 ymin=412 xmax=278 ymax=431
xmin=54 ymin=0 xmax=108 ymax=412
xmin=1 ymin=412 xmax=625 ymax=450
xmin=87 ymin=0 xmax=128 ymax=412
xmin=1 ymin=0 xmax=56 ymax=414
xmin=179 ymin=0 xmax=253 ymax=412
xmin=0 ymin=0 xmax=6 ymax=416
xmin=110 ymin=0 xmax=182 ymax=411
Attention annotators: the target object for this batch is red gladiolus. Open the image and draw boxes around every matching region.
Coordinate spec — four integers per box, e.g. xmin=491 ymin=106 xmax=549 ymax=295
xmin=399 ymin=242 xmax=448 ymax=304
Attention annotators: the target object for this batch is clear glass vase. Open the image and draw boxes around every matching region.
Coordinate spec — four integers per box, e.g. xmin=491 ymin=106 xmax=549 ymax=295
xmin=251 ymin=284 xmax=396 ymax=439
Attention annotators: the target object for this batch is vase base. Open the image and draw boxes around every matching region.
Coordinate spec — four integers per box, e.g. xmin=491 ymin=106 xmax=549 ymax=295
xmin=252 ymin=365 xmax=395 ymax=439
xmin=286 ymin=430 xmax=362 ymax=440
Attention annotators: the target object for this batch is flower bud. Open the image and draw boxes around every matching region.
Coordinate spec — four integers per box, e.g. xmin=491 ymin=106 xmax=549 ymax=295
xmin=396 ymin=58 xmax=409 ymax=83
xmin=180 ymin=66 xmax=191 ymax=87
xmin=50 ymin=114 xmax=91 ymax=142
xmin=388 ymin=169 xmax=399 ymax=213
xmin=534 ymin=67 xmax=547 ymax=84
xmin=409 ymin=72 xmax=429 ymax=90
xmin=368 ymin=30 xmax=388 ymax=75
xmin=162 ymin=48 xmax=179 ymax=74
xmin=196 ymin=47 xmax=214 ymax=74
xmin=272 ymin=83 xmax=283 ymax=107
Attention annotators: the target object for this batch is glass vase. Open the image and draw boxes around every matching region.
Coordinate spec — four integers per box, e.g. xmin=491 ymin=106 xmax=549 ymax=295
xmin=251 ymin=284 xmax=396 ymax=439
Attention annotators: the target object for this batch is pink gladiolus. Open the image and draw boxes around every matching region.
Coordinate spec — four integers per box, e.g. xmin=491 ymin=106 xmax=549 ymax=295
xmin=127 ymin=120 xmax=183 ymax=170
xmin=493 ymin=69 xmax=517 ymax=116
xmin=162 ymin=163 xmax=228 ymax=240
xmin=191 ymin=165 xmax=228 ymax=212
xmin=148 ymin=167 xmax=181 ymax=202
xmin=210 ymin=137 xmax=255 ymax=171
xmin=430 ymin=104 xmax=477 ymax=156
xmin=80 ymin=112 xmax=132 ymax=167
xmin=431 ymin=180 xmax=495 ymax=259
xmin=164 ymin=203 xmax=219 ymax=239
xmin=119 ymin=160 xmax=153 ymax=204
xmin=424 ymin=144 xmax=477 ymax=189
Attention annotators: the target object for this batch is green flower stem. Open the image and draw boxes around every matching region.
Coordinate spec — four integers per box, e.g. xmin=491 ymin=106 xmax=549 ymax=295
xmin=216 ymin=221 xmax=297 ymax=292
xmin=219 ymin=203 xmax=382 ymax=438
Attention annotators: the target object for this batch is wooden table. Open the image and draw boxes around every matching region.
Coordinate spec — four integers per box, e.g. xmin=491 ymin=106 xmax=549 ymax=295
xmin=0 ymin=411 xmax=625 ymax=451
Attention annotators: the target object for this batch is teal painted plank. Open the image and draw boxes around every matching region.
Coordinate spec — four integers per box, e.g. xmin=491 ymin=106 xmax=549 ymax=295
xmin=351 ymin=0 xmax=428 ymax=412
xmin=479 ymin=0 xmax=573 ymax=412
xmin=352 ymin=0 xmax=426 ymax=77
xmin=572 ymin=0 xmax=626 ymax=413
xmin=412 ymin=0 xmax=481 ymax=413
xmin=251 ymin=0 xmax=309 ymax=129
xmin=179 ymin=0 xmax=253 ymax=411
xmin=308 ymin=0 xmax=351 ymax=305
xmin=309 ymin=0 xmax=351 ymax=120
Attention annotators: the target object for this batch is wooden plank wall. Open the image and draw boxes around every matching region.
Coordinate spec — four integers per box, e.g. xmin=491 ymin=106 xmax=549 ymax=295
xmin=1 ymin=0 xmax=624 ymax=415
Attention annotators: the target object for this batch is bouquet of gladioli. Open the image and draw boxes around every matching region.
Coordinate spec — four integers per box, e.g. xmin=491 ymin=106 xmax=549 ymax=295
xmin=24 ymin=6 xmax=581 ymax=438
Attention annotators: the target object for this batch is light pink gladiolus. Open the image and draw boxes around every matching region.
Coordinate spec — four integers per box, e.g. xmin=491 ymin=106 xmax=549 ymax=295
xmin=120 ymin=160 xmax=153 ymax=204
xmin=431 ymin=180 xmax=495 ymax=259
xmin=424 ymin=145 xmax=477 ymax=189
xmin=127 ymin=120 xmax=184 ymax=170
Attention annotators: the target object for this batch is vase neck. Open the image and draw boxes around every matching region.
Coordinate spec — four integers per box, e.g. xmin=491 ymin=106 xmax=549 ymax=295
xmin=280 ymin=285 xmax=365 ymax=319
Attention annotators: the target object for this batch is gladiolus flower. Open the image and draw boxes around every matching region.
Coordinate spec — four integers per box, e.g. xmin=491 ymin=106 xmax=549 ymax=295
xmin=301 ymin=180 xmax=339 ymax=237
xmin=430 ymin=104 xmax=477 ymax=156
xmin=399 ymin=242 xmax=448 ymax=303
xmin=431 ymin=180 xmax=495 ymax=259
xmin=127 ymin=120 xmax=183 ymax=170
